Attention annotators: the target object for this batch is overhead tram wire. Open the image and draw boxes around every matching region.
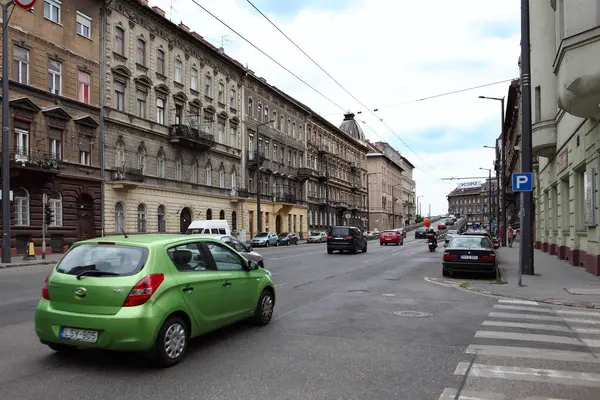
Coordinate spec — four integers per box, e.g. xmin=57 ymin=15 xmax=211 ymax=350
xmin=244 ymin=0 xmax=442 ymax=178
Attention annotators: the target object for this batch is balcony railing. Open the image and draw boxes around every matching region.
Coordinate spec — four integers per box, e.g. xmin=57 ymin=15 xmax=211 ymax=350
xmin=237 ymin=187 xmax=250 ymax=198
xmin=169 ymin=124 xmax=216 ymax=150
xmin=110 ymin=167 xmax=144 ymax=182
xmin=8 ymin=147 xmax=63 ymax=171
xmin=275 ymin=193 xmax=296 ymax=204
xmin=297 ymin=167 xmax=313 ymax=178
xmin=318 ymin=144 xmax=329 ymax=154
xmin=247 ymin=150 xmax=266 ymax=167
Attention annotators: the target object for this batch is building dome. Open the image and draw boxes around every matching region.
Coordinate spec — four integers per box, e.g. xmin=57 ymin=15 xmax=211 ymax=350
xmin=339 ymin=112 xmax=366 ymax=141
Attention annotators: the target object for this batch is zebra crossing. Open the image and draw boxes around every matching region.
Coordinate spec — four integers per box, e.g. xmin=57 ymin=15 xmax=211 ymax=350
xmin=438 ymin=298 xmax=600 ymax=399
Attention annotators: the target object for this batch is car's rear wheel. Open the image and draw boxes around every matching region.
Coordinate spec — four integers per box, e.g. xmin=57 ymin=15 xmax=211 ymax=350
xmin=265 ymin=241 xmax=269 ymax=247
xmin=46 ymin=342 xmax=77 ymax=353
xmin=252 ymin=289 xmax=274 ymax=326
xmin=154 ymin=315 xmax=189 ymax=368
xmin=327 ymin=248 xmax=333 ymax=254
xmin=362 ymin=244 xmax=367 ymax=253
xmin=442 ymin=267 xmax=450 ymax=277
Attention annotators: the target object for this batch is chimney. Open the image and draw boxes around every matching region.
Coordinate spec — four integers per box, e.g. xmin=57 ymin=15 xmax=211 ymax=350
xmin=218 ymin=47 xmax=225 ymax=54
xmin=137 ymin=0 xmax=149 ymax=6
xmin=152 ymin=6 xmax=165 ymax=17
xmin=179 ymin=22 xmax=189 ymax=32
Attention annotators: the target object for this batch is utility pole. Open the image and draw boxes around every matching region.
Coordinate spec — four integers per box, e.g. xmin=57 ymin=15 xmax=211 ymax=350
xmin=520 ymin=0 xmax=534 ymax=275
xmin=488 ymin=169 xmax=492 ymax=229
xmin=366 ymin=173 xmax=370 ymax=230
xmin=324 ymin=156 xmax=330 ymax=228
xmin=42 ymin=194 xmax=46 ymax=260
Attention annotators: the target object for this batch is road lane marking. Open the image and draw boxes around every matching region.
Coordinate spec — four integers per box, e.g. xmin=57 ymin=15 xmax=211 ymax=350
xmin=267 ymin=250 xmax=325 ymax=260
xmin=475 ymin=330 xmax=600 ymax=347
xmin=466 ymin=344 xmax=600 ymax=363
xmin=488 ymin=312 xmax=600 ymax=325
xmin=493 ymin=305 xmax=554 ymax=313
xmin=273 ymin=293 xmax=337 ymax=321
xmin=497 ymin=299 xmax=539 ymax=306
xmin=274 ymin=282 xmax=287 ymax=288
xmin=454 ymin=362 xmax=600 ymax=387
xmin=482 ymin=320 xmax=600 ymax=335
xmin=555 ymin=309 xmax=600 ymax=318
xmin=439 ymin=387 xmax=569 ymax=400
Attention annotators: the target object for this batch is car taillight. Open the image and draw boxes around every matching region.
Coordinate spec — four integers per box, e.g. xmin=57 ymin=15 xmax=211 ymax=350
xmin=41 ymin=273 xmax=51 ymax=300
xmin=327 ymin=235 xmax=334 ymax=240
xmin=481 ymin=255 xmax=496 ymax=261
xmin=123 ymin=274 xmax=165 ymax=307
xmin=443 ymin=252 xmax=458 ymax=261
xmin=344 ymin=236 xmax=352 ymax=240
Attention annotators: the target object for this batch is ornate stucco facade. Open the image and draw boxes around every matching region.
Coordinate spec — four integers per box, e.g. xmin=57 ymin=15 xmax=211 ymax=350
xmin=103 ymin=1 xmax=245 ymax=235
xmin=366 ymin=146 xmax=404 ymax=232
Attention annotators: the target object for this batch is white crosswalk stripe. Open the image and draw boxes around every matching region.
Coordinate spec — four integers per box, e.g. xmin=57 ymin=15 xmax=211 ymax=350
xmin=438 ymin=299 xmax=600 ymax=400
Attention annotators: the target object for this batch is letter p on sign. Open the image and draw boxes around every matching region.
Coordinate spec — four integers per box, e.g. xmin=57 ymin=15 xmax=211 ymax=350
xmin=15 ymin=0 xmax=37 ymax=10
xmin=512 ymin=172 xmax=533 ymax=192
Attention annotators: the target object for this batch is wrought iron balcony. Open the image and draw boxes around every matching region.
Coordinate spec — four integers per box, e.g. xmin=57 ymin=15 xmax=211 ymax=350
xmin=110 ymin=167 xmax=144 ymax=182
xmin=334 ymin=201 xmax=349 ymax=210
xmin=317 ymin=169 xmax=327 ymax=180
xmin=9 ymin=147 xmax=63 ymax=172
xmin=297 ymin=167 xmax=313 ymax=179
xmin=237 ymin=187 xmax=250 ymax=198
xmin=275 ymin=193 xmax=296 ymax=204
xmin=350 ymin=162 xmax=359 ymax=172
xmin=247 ymin=150 xmax=266 ymax=167
xmin=318 ymin=144 xmax=329 ymax=154
xmin=169 ymin=124 xmax=216 ymax=150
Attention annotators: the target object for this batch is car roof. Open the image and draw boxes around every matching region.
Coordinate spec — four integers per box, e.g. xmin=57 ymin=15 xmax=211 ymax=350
xmin=78 ymin=234 xmax=224 ymax=248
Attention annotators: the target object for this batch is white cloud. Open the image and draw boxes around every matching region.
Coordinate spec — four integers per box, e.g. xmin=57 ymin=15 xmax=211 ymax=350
xmin=150 ymin=0 xmax=520 ymax=215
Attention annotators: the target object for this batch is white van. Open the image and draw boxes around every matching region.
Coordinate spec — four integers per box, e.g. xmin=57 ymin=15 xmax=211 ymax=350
xmin=185 ymin=220 xmax=231 ymax=236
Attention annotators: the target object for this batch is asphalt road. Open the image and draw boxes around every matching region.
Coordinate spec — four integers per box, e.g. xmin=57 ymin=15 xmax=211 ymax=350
xmin=1 ymin=231 xmax=599 ymax=399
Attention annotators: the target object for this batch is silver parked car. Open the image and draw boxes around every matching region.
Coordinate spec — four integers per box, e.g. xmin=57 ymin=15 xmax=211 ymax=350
xmin=307 ymin=232 xmax=327 ymax=243
xmin=202 ymin=234 xmax=266 ymax=268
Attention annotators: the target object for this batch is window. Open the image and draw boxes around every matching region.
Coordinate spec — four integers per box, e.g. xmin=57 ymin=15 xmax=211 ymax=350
xmin=174 ymin=59 xmax=182 ymax=83
xmin=137 ymin=146 xmax=146 ymax=171
xmin=79 ymin=149 xmax=90 ymax=166
xmin=534 ymin=86 xmax=541 ymax=122
xmin=279 ymin=114 xmax=284 ymax=131
xmin=115 ymin=140 xmax=125 ymax=167
xmin=191 ymin=160 xmax=198 ymax=184
xmin=167 ymin=243 xmax=210 ymax=271
xmin=231 ymin=168 xmax=237 ymax=189
xmin=156 ymin=97 xmax=165 ymax=124
xmin=157 ymin=205 xmax=166 ymax=233
xmin=114 ymin=27 xmax=125 ymax=55
xmin=14 ymin=188 xmax=30 ymax=226
xmin=257 ymin=103 xmax=262 ymax=122
xmin=15 ymin=128 xmax=29 ymax=161
xmin=292 ymin=122 xmax=296 ymax=138
xmin=205 ymin=74 xmax=212 ymax=97
xmin=217 ymin=120 xmax=225 ymax=143
xmin=48 ymin=60 xmax=61 ymax=95
xmin=218 ymin=82 xmax=224 ymax=103
xmin=48 ymin=192 xmax=63 ymax=227
xmin=76 ymin=11 xmax=91 ymax=39
xmin=115 ymin=202 xmax=125 ymax=233
xmin=137 ymin=39 xmax=146 ymax=65
xmin=137 ymin=204 xmax=147 ymax=233
xmin=175 ymin=104 xmax=183 ymax=125
xmin=205 ymin=163 xmax=212 ymax=186
xmin=44 ymin=0 xmax=61 ymax=24
xmin=157 ymin=152 xmax=165 ymax=178
xmin=13 ymin=46 xmax=29 ymax=84
xmin=114 ymin=81 xmax=125 ymax=111
xmin=219 ymin=167 xmax=225 ymax=188
xmin=205 ymin=242 xmax=244 ymax=271
xmin=136 ymin=89 xmax=146 ymax=118
xmin=175 ymin=156 xmax=183 ymax=181
xmin=264 ymin=106 xmax=269 ymax=122
xmin=287 ymin=119 xmax=291 ymax=134
xmin=48 ymin=128 xmax=62 ymax=160
xmin=77 ymin=71 xmax=91 ymax=104
xmin=191 ymin=68 xmax=198 ymax=91
xmin=230 ymin=88 xmax=236 ymax=108
xmin=156 ymin=49 xmax=165 ymax=75
xmin=247 ymin=98 xmax=253 ymax=117
xmin=230 ymin=126 xmax=237 ymax=148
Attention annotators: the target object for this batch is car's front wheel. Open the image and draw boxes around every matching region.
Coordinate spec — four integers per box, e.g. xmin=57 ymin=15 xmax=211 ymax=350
xmin=252 ymin=289 xmax=274 ymax=326
xmin=154 ymin=315 xmax=189 ymax=367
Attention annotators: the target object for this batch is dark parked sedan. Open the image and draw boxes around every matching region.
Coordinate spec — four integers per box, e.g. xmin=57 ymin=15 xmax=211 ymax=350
xmin=278 ymin=232 xmax=298 ymax=246
xmin=442 ymin=235 xmax=498 ymax=277
xmin=327 ymin=226 xmax=367 ymax=254
xmin=415 ymin=228 xmax=428 ymax=239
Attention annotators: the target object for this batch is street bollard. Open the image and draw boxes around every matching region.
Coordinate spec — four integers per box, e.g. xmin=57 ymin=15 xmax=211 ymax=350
xmin=23 ymin=241 xmax=36 ymax=261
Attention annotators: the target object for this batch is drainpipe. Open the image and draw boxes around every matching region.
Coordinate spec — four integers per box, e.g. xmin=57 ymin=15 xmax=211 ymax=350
xmin=99 ymin=2 xmax=108 ymax=236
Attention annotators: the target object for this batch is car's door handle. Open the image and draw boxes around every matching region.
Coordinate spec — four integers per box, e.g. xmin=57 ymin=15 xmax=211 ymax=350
xmin=182 ymin=287 xmax=194 ymax=292
xmin=223 ymin=281 xmax=231 ymax=287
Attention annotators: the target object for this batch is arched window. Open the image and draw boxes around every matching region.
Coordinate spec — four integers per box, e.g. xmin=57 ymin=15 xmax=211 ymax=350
xmin=48 ymin=191 xmax=63 ymax=227
xmin=205 ymin=162 xmax=212 ymax=186
xmin=257 ymin=103 xmax=262 ymax=122
xmin=287 ymin=119 xmax=291 ymax=134
xmin=264 ymin=106 xmax=269 ymax=122
xmin=206 ymin=208 xmax=212 ymax=220
xmin=14 ymin=187 xmax=29 ymax=226
xmin=175 ymin=155 xmax=183 ymax=181
xmin=157 ymin=204 xmax=166 ymax=233
xmin=157 ymin=151 xmax=165 ymax=178
xmin=174 ymin=59 xmax=183 ymax=83
xmin=115 ymin=202 xmax=125 ymax=233
xmin=191 ymin=158 xmax=198 ymax=184
xmin=230 ymin=167 xmax=237 ymax=189
xmin=219 ymin=210 xmax=225 ymax=220
xmin=115 ymin=140 xmax=126 ymax=168
xmin=219 ymin=166 xmax=225 ymax=188
xmin=292 ymin=122 xmax=296 ymax=138
xmin=137 ymin=204 xmax=147 ymax=233
xmin=204 ymin=74 xmax=212 ymax=97
xmin=137 ymin=145 xmax=146 ymax=172
xmin=279 ymin=114 xmax=284 ymax=131
xmin=272 ymin=111 xmax=277 ymax=128
xmin=247 ymin=98 xmax=253 ymax=117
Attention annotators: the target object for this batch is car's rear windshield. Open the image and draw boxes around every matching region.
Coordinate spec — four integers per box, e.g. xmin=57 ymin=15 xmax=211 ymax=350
xmin=56 ymin=244 xmax=149 ymax=276
xmin=330 ymin=227 xmax=350 ymax=236
xmin=255 ymin=232 xmax=268 ymax=237
xmin=278 ymin=232 xmax=289 ymax=237
xmin=450 ymin=237 xmax=492 ymax=249
xmin=382 ymin=231 xmax=396 ymax=234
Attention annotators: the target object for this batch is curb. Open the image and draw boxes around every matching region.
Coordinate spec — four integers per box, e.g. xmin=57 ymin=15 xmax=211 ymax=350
xmin=0 ymin=261 xmax=56 ymax=269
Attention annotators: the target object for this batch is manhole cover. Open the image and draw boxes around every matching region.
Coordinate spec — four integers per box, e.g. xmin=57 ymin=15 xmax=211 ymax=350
xmin=347 ymin=289 xmax=369 ymax=293
xmin=392 ymin=311 xmax=432 ymax=317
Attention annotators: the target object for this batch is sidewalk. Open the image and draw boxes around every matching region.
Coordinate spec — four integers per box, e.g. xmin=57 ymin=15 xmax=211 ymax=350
xmin=466 ymin=245 xmax=600 ymax=308
xmin=0 ymin=253 xmax=62 ymax=269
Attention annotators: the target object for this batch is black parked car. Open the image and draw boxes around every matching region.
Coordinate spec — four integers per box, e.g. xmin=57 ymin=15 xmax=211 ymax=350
xmin=442 ymin=235 xmax=498 ymax=277
xmin=327 ymin=226 xmax=367 ymax=254
xmin=278 ymin=232 xmax=298 ymax=246
xmin=415 ymin=228 xmax=428 ymax=239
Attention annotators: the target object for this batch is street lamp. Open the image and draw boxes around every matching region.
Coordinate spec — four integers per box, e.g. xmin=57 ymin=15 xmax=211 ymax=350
xmin=255 ymin=119 xmax=275 ymax=232
xmin=416 ymin=195 xmax=423 ymax=220
xmin=483 ymin=144 xmax=501 ymax=234
xmin=391 ymin=183 xmax=402 ymax=229
xmin=479 ymin=95 xmax=507 ymax=247
xmin=479 ymin=167 xmax=493 ymax=230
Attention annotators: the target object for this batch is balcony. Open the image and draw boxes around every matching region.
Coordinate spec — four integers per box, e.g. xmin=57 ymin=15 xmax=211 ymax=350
xmin=317 ymin=170 xmax=327 ymax=180
xmin=350 ymin=162 xmax=359 ymax=172
xmin=237 ymin=187 xmax=250 ymax=198
xmin=8 ymin=147 xmax=63 ymax=174
xmin=275 ymin=193 xmax=296 ymax=204
xmin=318 ymin=145 xmax=329 ymax=154
xmin=308 ymin=195 xmax=321 ymax=204
xmin=110 ymin=167 xmax=144 ymax=189
xmin=532 ymin=120 xmax=557 ymax=158
xmin=169 ymin=124 xmax=216 ymax=150
xmin=334 ymin=201 xmax=349 ymax=210
xmin=351 ymin=182 xmax=360 ymax=191
xmin=555 ymin=26 xmax=600 ymax=118
xmin=297 ymin=167 xmax=314 ymax=179
xmin=247 ymin=150 xmax=266 ymax=168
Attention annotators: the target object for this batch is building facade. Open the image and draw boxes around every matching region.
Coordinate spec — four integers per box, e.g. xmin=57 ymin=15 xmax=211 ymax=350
xmin=303 ymin=112 xmax=369 ymax=232
xmin=1 ymin=0 xmax=103 ymax=255
xmin=366 ymin=145 xmax=404 ymax=231
xmin=530 ymin=1 xmax=600 ymax=275
xmin=502 ymin=79 xmax=523 ymax=230
xmin=242 ymin=73 xmax=309 ymax=239
xmin=103 ymin=1 xmax=245 ymax=235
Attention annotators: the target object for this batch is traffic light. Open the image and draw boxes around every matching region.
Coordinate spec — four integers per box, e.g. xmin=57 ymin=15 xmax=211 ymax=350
xmin=45 ymin=208 xmax=53 ymax=226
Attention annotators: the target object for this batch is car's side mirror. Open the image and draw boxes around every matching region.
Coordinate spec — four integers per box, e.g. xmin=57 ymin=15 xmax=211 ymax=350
xmin=246 ymin=260 xmax=258 ymax=270
xmin=247 ymin=246 xmax=252 ymax=252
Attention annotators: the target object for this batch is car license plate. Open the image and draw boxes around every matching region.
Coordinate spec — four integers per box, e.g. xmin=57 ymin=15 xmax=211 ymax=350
xmin=59 ymin=327 xmax=99 ymax=343
xmin=461 ymin=255 xmax=478 ymax=260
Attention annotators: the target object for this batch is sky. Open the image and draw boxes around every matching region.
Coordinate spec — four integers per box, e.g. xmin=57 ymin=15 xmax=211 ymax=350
xmin=150 ymin=0 xmax=521 ymax=216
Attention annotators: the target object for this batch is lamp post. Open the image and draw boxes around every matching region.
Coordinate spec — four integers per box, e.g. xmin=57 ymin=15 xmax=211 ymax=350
xmin=391 ymin=183 xmax=402 ymax=229
xmin=484 ymin=144 xmax=501 ymax=234
xmin=479 ymin=95 xmax=507 ymax=247
xmin=255 ymin=120 xmax=274 ymax=232
xmin=416 ymin=195 xmax=423 ymax=220
xmin=479 ymin=168 xmax=493 ymax=230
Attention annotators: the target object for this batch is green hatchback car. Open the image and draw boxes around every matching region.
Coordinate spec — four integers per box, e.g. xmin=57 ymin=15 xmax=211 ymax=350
xmin=34 ymin=234 xmax=276 ymax=367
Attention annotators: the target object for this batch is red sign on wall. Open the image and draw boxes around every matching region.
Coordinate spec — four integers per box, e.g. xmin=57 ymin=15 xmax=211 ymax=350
xmin=14 ymin=0 xmax=37 ymax=10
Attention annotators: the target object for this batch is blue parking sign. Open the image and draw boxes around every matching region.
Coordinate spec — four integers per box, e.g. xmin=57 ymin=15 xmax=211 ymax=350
xmin=512 ymin=173 xmax=533 ymax=192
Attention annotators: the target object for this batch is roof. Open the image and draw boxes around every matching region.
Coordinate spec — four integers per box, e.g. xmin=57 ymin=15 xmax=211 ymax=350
xmin=77 ymin=234 xmax=221 ymax=247
xmin=339 ymin=112 xmax=366 ymax=141
xmin=401 ymin=156 xmax=415 ymax=169
xmin=446 ymin=186 xmax=482 ymax=197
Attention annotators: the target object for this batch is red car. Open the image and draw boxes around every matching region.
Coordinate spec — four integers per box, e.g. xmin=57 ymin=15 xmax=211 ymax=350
xmin=438 ymin=223 xmax=447 ymax=230
xmin=380 ymin=230 xmax=404 ymax=246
